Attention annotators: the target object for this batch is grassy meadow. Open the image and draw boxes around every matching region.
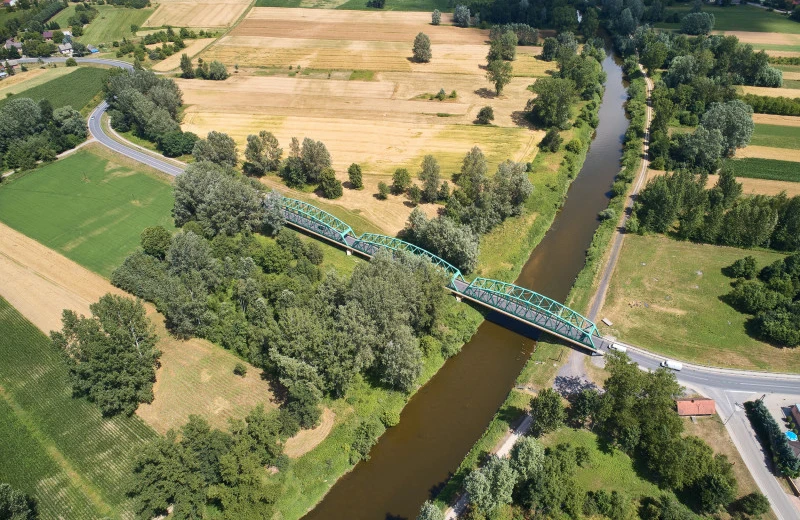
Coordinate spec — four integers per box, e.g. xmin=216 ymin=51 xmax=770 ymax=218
xmin=600 ymin=234 xmax=798 ymax=372
xmin=0 ymin=66 xmax=109 ymax=113
xmin=725 ymin=157 xmax=800 ymax=182
xmin=51 ymin=5 xmax=153 ymax=46
xmin=0 ymin=296 xmax=156 ymax=518
xmin=656 ymin=4 xmax=800 ymax=33
xmin=0 ymin=146 xmax=175 ymax=277
xmin=750 ymin=123 xmax=800 ymax=149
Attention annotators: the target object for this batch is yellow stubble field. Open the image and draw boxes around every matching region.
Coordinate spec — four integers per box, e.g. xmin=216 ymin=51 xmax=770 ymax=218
xmin=188 ymin=8 xmax=545 ymax=233
xmin=144 ymin=0 xmax=250 ymax=28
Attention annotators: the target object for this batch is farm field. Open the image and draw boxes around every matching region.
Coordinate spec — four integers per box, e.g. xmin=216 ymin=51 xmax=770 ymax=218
xmin=740 ymin=85 xmax=800 ymax=98
xmin=600 ymin=234 xmax=798 ymax=373
xmin=255 ymin=0 xmax=451 ymax=10
xmin=750 ymin=123 xmax=800 ymax=149
xmin=0 ymin=66 xmax=109 ymax=113
xmin=82 ymin=5 xmax=154 ymax=46
xmin=0 ymin=397 xmax=100 ymax=520
xmin=0 ymin=218 xmax=281 ymax=435
xmin=725 ymin=157 xmax=800 ymax=182
xmin=656 ymin=5 xmax=800 ymax=34
xmin=736 ymin=145 xmax=800 ymax=162
xmin=192 ymin=8 xmax=544 ymax=233
xmin=0 ymin=296 xmax=156 ymax=518
xmin=144 ymin=0 xmax=250 ymax=28
xmin=752 ymin=113 xmax=800 ymax=127
xmin=0 ymin=67 xmax=76 ymax=99
xmin=0 ymin=145 xmax=175 ymax=277
xmin=151 ymin=37 xmax=215 ymax=71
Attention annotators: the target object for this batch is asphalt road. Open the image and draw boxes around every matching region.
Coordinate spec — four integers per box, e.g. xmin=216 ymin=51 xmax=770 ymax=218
xmin=44 ymin=56 xmax=800 ymax=519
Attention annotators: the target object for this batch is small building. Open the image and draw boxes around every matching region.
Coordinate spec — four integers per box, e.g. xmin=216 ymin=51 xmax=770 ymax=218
xmin=4 ymin=40 xmax=21 ymax=51
xmin=675 ymin=398 xmax=716 ymax=417
xmin=2 ymin=0 xmax=18 ymax=6
xmin=87 ymin=45 xmax=99 ymax=54
xmin=42 ymin=30 xmax=53 ymax=41
xmin=58 ymin=43 xmax=72 ymax=56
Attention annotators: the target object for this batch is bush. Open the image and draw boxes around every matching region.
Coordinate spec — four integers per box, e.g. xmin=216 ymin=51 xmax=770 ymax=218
xmin=565 ymin=138 xmax=583 ymax=154
xmin=598 ymin=208 xmax=616 ymax=221
xmin=476 ymin=106 xmax=494 ymax=124
xmin=539 ymin=128 xmax=563 ymax=152
xmin=377 ymin=181 xmax=390 ymax=200
xmin=724 ymin=256 xmax=757 ymax=279
xmin=233 ymin=362 xmax=247 ymax=376
xmin=65 ymin=57 xmax=77 ymax=66
xmin=348 ymin=163 xmax=363 ymax=189
xmin=431 ymin=9 xmax=441 ymax=25
xmin=381 ymin=409 xmax=400 ymax=427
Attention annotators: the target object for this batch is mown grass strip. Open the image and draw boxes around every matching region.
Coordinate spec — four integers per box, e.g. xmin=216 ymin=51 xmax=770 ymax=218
xmin=750 ymin=123 xmax=800 ymax=149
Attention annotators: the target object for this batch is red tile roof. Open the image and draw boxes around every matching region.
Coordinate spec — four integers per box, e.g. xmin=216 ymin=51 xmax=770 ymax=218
xmin=676 ymin=398 xmax=716 ymax=416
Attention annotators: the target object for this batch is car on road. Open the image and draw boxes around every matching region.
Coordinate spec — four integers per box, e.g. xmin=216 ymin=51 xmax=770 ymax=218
xmin=609 ymin=343 xmax=627 ymax=353
xmin=660 ymin=359 xmax=683 ymax=371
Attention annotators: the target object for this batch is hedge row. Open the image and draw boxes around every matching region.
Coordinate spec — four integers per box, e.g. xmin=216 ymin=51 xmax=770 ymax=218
xmin=744 ymin=400 xmax=800 ymax=478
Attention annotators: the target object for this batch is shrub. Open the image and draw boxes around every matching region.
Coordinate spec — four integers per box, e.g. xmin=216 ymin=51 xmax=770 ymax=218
xmin=539 ymin=128 xmax=563 ymax=152
xmin=598 ymin=208 xmax=616 ymax=221
xmin=413 ymin=32 xmax=432 ymax=63
xmin=377 ymin=181 xmax=390 ymax=200
xmin=233 ymin=362 xmax=247 ymax=376
xmin=381 ymin=409 xmax=400 ymax=427
xmin=65 ymin=57 xmax=77 ymax=66
xmin=724 ymin=256 xmax=757 ymax=279
xmin=348 ymin=163 xmax=363 ymax=189
xmin=565 ymin=138 xmax=583 ymax=154
xmin=436 ymin=88 xmax=446 ymax=101
xmin=431 ymin=9 xmax=441 ymax=25
xmin=476 ymin=106 xmax=494 ymax=124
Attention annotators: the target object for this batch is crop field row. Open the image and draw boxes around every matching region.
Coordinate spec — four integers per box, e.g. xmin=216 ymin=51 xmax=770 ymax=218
xmin=0 ymin=67 xmax=109 ymax=113
xmin=0 ymin=397 xmax=100 ymax=520
xmin=725 ymin=157 xmax=800 ymax=182
xmin=0 ymin=296 xmax=156 ymax=517
xmin=750 ymin=123 xmax=800 ymax=149
xmin=0 ymin=146 xmax=175 ymax=277
xmin=254 ymin=0 xmax=451 ymax=10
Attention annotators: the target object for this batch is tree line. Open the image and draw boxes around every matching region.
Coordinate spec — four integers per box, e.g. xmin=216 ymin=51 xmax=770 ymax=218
xmin=432 ymin=352 xmax=770 ymax=520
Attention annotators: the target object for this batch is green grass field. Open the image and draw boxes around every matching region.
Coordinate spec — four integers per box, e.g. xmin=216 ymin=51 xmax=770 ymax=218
xmin=602 ymin=234 xmax=797 ymax=372
xmin=0 ymin=67 xmax=109 ymax=113
xmin=254 ymin=0 xmax=451 ymax=10
xmin=751 ymin=123 xmax=800 ymax=149
xmin=0 ymin=146 xmax=175 ymax=277
xmin=656 ymin=5 xmax=800 ymax=33
xmin=783 ymin=79 xmax=800 ymax=89
xmin=725 ymin=157 xmax=800 ymax=182
xmin=51 ymin=5 xmax=153 ymax=46
xmin=0 ymin=296 xmax=157 ymax=518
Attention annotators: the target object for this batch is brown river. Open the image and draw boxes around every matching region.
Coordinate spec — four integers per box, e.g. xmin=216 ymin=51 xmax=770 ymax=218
xmin=303 ymin=50 xmax=629 ymax=520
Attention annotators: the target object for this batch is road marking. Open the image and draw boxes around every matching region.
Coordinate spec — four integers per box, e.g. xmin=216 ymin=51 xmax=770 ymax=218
xmin=736 ymin=383 xmax=800 ymax=389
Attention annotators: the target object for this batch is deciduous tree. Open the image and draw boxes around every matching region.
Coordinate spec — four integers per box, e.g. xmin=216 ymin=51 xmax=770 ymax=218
xmin=413 ymin=32 xmax=432 ymax=63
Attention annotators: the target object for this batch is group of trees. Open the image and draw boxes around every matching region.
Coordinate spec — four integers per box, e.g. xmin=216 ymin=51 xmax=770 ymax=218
xmin=131 ymin=409 xmax=295 ymax=519
xmin=50 ymin=294 xmax=160 ymax=417
xmin=485 ymin=27 xmax=515 ymax=95
xmin=448 ymin=352 xmax=753 ymax=519
xmin=650 ymin=100 xmax=754 ymax=172
xmin=0 ymin=96 xmax=88 ymax=171
xmin=106 ymin=69 xmax=196 ymax=157
xmin=180 ymin=56 xmax=229 ymax=80
xmin=724 ymin=252 xmax=800 ymax=347
xmin=528 ymin=33 xmax=605 ymax=129
xmin=0 ymin=0 xmax=63 ymax=44
xmin=0 ymin=483 xmax=37 ymax=520
xmin=633 ymin=166 xmax=800 ymax=251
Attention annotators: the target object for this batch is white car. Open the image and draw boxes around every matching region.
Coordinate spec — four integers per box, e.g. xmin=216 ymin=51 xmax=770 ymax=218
xmin=609 ymin=343 xmax=627 ymax=353
xmin=660 ymin=360 xmax=683 ymax=371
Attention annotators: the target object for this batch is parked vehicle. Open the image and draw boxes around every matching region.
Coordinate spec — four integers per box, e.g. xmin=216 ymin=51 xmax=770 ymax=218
xmin=609 ymin=343 xmax=627 ymax=353
xmin=661 ymin=360 xmax=683 ymax=371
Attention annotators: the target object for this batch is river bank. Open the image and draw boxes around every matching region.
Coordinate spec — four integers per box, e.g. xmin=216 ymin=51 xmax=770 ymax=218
xmin=434 ymin=52 xmax=642 ymax=512
xmin=287 ymin=69 xmax=610 ymax=520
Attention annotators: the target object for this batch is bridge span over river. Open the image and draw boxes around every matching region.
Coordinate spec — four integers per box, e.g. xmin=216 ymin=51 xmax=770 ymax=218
xmin=280 ymin=196 xmax=611 ymax=354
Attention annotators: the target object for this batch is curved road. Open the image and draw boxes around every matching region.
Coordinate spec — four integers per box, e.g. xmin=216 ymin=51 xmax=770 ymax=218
xmin=42 ymin=57 xmax=800 ymax=519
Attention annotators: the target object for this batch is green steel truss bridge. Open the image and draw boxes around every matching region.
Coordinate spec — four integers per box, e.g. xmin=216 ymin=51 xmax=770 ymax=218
xmin=279 ymin=196 xmax=609 ymax=353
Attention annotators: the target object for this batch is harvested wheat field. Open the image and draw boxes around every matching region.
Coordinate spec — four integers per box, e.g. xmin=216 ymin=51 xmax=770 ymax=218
xmin=752 ymin=114 xmax=800 ymax=127
xmin=144 ymin=0 xmax=249 ymax=28
xmin=741 ymin=85 xmax=800 ymax=98
xmin=764 ymin=50 xmax=800 ymax=58
xmin=152 ymin=38 xmax=215 ymax=71
xmin=706 ymin=174 xmax=800 ymax=197
xmin=190 ymin=8 xmax=544 ymax=232
xmin=713 ymin=30 xmax=800 ymax=47
xmin=0 ymin=222 xmax=277 ymax=434
xmin=737 ymin=145 xmax=800 ymax=162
